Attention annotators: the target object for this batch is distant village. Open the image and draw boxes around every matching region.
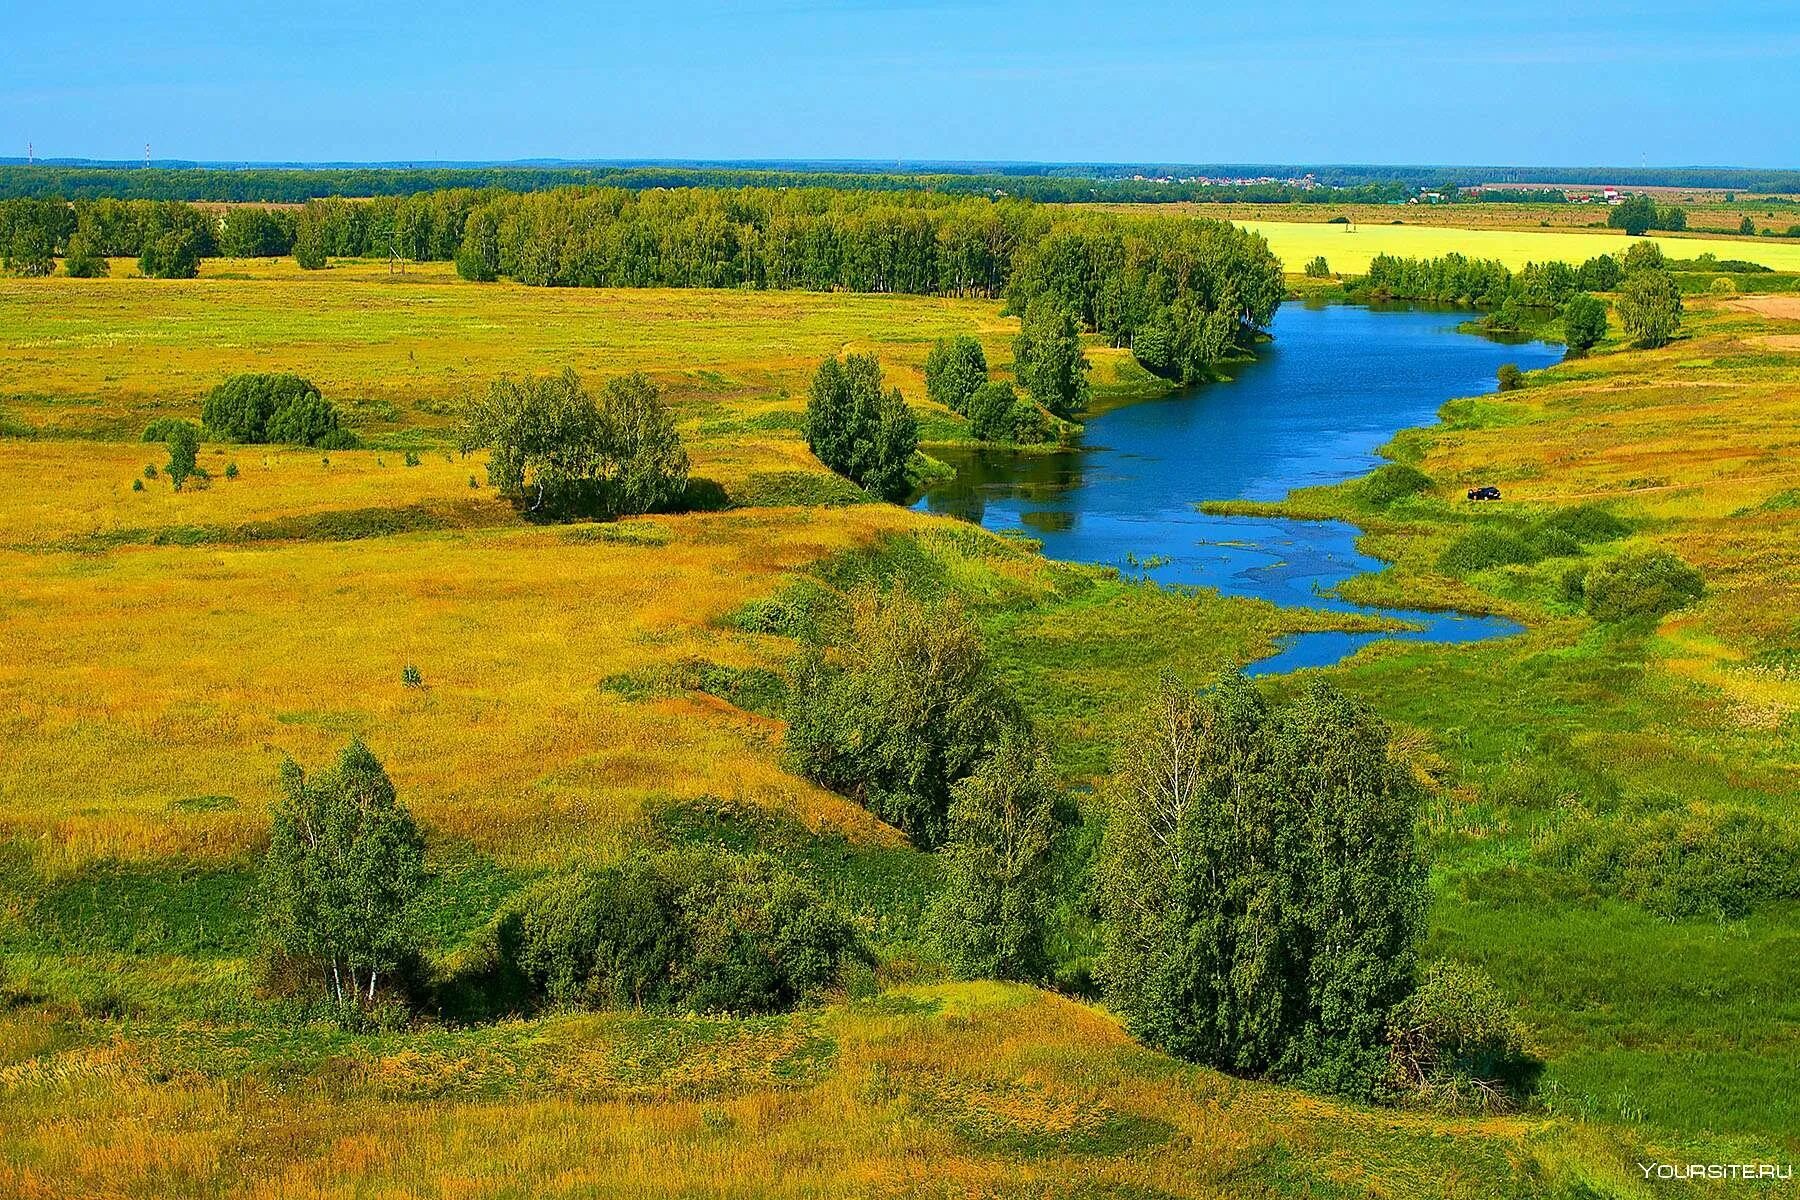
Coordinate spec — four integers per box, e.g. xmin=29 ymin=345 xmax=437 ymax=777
xmin=1124 ymin=171 xmax=1635 ymax=205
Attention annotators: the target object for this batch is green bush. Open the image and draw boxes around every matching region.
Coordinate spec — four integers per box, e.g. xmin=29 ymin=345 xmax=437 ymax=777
xmin=494 ymin=849 xmax=861 ymax=1013
xmin=1580 ymin=551 xmax=1703 ymax=622
xmin=1496 ymin=363 xmax=1523 ymax=392
xmin=142 ymin=417 xmax=192 ymax=443
xmin=1537 ymin=504 xmax=1629 ymax=545
xmin=1438 ymin=525 xmax=1539 ymax=573
xmin=163 ymin=421 xmax=201 ymax=491
xmin=1386 ymin=962 xmax=1536 ymax=1112
xmin=1616 ymin=269 xmax=1683 ymax=348
xmin=1541 ymin=804 xmax=1800 ymax=920
xmin=1361 ymin=463 xmax=1433 ymax=507
xmin=1303 ymin=255 xmax=1331 ymax=278
xmin=201 ymin=373 xmax=349 ymax=447
xmin=139 ymin=228 xmax=203 ymax=279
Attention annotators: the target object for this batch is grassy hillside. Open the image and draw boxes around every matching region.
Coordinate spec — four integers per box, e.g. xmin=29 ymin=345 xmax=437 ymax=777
xmin=1 ymin=256 xmax=1795 ymax=1196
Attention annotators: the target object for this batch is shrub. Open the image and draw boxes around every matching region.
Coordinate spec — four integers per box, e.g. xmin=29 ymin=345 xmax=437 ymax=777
xmin=201 ymin=373 xmax=346 ymax=446
xmin=142 ymin=417 xmax=192 ymax=443
xmin=1560 ymin=293 xmax=1608 ymax=352
xmin=785 ymin=586 xmax=1022 ymax=849
xmin=929 ymin=730 xmax=1061 ymax=982
xmin=1438 ymin=525 xmax=1539 ymax=573
xmin=965 ymin=381 xmax=1050 ymax=443
xmin=401 ymin=664 xmax=423 ymax=688
xmin=62 ymin=234 xmax=109 ymax=278
xmin=1361 ymin=463 xmax=1433 ymax=507
xmin=224 ymin=461 xmax=239 ymax=480
xmin=923 ymin=335 xmax=988 ymax=413
xmin=1097 ymin=673 xmax=1427 ymax=1100
xmin=597 ymin=371 xmax=690 ymax=514
xmin=1709 ymin=276 xmax=1738 ymax=295
xmin=1580 ymin=551 xmax=1703 ymax=622
xmin=1496 ymin=364 xmax=1524 ymax=392
xmin=1013 ymin=297 xmax=1090 ymax=419
xmin=1303 ymin=255 xmax=1331 ymax=278
xmin=1621 ymin=239 xmax=1665 ymax=274
xmin=143 ymin=463 xmax=158 ymax=479
xmin=1541 ymin=804 xmax=1800 ymax=920
xmin=1537 ymin=504 xmax=1629 ymax=545
xmin=403 ymin=451 xmax=421 ymax=468
xmin=264 ymin=389 xmax=346 ymax=448
xmin=259 ymin=739 xmax=426 ymax=1005
xmin=1616 ymin=270 xmax=1682 ymax=348
xmin=132 ymin=478 xmax=144 ymax=492
xmin=803 ymin=353 xmax=918 ymax=502
xmin=294 ymin=230 xmax=328 ymax=270
xmin=1387 ymin=962 xmax=1536 ymax=1112
xmin=494 ymin=849 xmax=860 ymax=1013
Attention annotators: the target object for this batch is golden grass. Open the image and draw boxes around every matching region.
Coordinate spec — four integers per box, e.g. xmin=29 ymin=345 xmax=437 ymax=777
xmin=0 ymin=259 xmax=1016 ymax=439
xmin=0 ymin=984 xmax=1655 ymax=1199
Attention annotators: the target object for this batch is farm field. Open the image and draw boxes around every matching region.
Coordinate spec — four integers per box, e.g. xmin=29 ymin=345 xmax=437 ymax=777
xmin=1232 ymin=220 xmax=1800 ymax=274
xmin=1097 ymin=198 xmax=1800 ymax=236
xmin=2 ymin=242 xmax=1798 ymax=1196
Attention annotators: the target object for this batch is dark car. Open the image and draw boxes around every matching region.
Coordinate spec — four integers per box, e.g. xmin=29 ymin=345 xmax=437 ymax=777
xmin=1467 ymin=485 xmax=1502 ymax=501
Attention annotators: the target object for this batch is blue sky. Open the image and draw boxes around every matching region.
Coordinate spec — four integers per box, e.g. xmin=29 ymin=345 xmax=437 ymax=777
xmin=8 ymin=0 xmax=1796 ymax=166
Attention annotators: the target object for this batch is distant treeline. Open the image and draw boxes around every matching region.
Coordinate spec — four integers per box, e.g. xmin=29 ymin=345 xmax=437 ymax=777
xmin=1354 ymin=251 xmax=1627 ymax=308
xmin=4 ymin=160 xmax=1798 ymax=204
xmin=0 ymin=164 xmax=1419 ymax=205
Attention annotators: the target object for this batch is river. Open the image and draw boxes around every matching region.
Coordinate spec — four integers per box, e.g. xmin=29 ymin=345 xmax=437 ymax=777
xmin=916 ymin=301 xmax=1562 ymax=674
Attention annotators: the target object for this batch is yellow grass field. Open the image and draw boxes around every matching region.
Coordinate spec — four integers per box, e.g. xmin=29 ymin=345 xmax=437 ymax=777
xmin=1234 ymin=219 xmax=1800 ymax=274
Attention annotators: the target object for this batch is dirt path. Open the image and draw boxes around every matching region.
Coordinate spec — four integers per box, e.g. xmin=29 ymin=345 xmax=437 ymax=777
xmin=1730 ymin=295 xmax=1800 ymax=320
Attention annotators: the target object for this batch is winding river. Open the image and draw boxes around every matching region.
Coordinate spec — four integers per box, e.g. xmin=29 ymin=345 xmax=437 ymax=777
xmin=917 ymin=302 xmax=1561 ymax=674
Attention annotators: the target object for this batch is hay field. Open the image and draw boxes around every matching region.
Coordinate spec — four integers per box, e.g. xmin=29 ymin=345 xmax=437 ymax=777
xmin=1235 ymin=219 xmax=1800 ymax=274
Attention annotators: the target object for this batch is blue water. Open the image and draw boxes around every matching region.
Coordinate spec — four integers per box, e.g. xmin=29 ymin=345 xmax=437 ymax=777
xmin=916 ymin=301 xmax=1562 ymax=673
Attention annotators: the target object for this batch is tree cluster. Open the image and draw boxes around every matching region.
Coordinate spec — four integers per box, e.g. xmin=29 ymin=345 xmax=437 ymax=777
xmin=460 ymin=369 xmax=690 ymax=516
xmin=260 ymin=740 xmax=427 ymax=1006
xmin=804 ymin=354 xmax=918 ymax=501
xmin=783 ymin=584 xmax=1061 ymax=981
xmin=1096 ymin=672 xmax=1429 ymax=1099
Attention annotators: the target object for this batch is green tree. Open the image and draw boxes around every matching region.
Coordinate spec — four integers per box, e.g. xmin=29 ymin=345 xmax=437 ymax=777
xmin=294 ymin=221 xmax=328 ymax=270
xmin=785 ymin=586 xmax=1022 ymax=849
xmin=929 ymin=730 xmax=1060 ymax=981
xmin=597 ymin=371 xmax=690 ymax=513
xmin=923 ymin=335 xmax=988 ymax=413
xmin=461 ymin=369 xmax=605 ymax=511
xmin=1561 ymin=293 xmax=1608 ymax=352
xmin=1575 ymin=254 xmax=1623 ymax=291
xmin=3 ymin=224 xmax=55 ymax=277
xmin=164 ymin=421 xmax=201 ymax=490
xmin=1013 ymin=298 xmax=1090 ymax=419
xmin=1131 ymin=323 xmax=1175 ymax=377
xmin=1097 ymin=672 xmax=1428 ymax=1099
xmin=260 ymin=739 xmax=427 ymax=1005
xmin=1496 ymin=363 xmax=1523 ymax=392
xmin=1739 ymin=215 xmax=1756 ymax=236
xmin=966 ymin=380 xmax=1042 ymax=442
xmin=62 ymin=233 xmax=108 ymax=277
xmin=1607 ymin=194 xmax=1657 ymax=237
xmin=1615 ymin=270 xmax=1683 ymax=348
xmin=1303 ymin=255 xmax=1331 ymax=278
xmin=138 ymin=227 xmax=203 ymax=278
xmin=1622 ymin=239 xmax=1665 ymax=274
xmin=803 ymin=353 xmax=918 ymax=502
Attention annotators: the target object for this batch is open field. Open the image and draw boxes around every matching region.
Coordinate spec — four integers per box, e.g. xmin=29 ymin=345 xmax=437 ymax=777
xmin=2 ymin=247 xmax=1799 ymax=1194
xmin=1095 ymin=199 xmax=1800 ymax=236
xmin=1234 ymin=220 xmax=1800 ymax=274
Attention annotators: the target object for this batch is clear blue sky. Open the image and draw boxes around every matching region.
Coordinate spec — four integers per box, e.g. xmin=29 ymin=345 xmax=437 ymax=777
xmin=9 ymin=0 xmax=1796 ymax=167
